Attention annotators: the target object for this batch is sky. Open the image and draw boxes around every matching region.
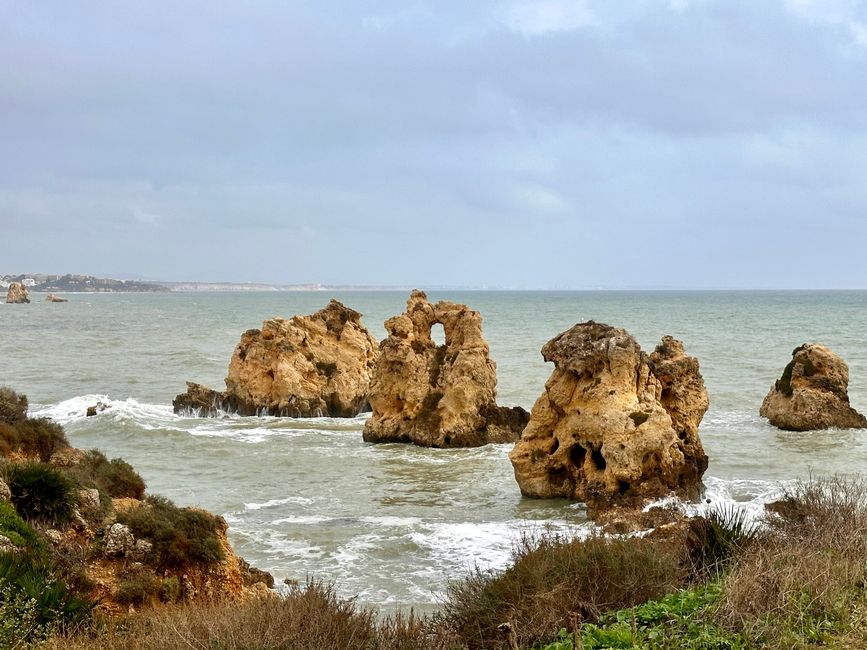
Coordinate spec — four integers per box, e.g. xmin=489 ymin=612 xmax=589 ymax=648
xmin=1 ymin=0 xmax=867 ymax=289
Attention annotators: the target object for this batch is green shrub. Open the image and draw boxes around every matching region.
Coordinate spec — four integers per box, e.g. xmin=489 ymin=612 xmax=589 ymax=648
xmin=437 ymin=533 xmax=686 ymax=649
xmin=0 ymin=387 xmax=27 ymax=424
xmin=64 ymin=450 xmax=146 ymax=500
xmin=116 ymin=495 xmax=224 ymax=569
xmin=5 ymin=462 xmax=75 ymax=524
xmin=0 ymin=552 xmax=94 ymax=640
xmin=116 ymin=567 xmax=161 ymax=606
xmin=0 ymin=417 xmax=68 ymax=462
xmin=0 ymin=500 xmax=42 ymax=550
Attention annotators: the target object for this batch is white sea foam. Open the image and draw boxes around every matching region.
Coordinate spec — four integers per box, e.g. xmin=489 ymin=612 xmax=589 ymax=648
xmin=33 ymin=394 xmax=174 ymax=425
xmin=245 ymin=496 xmax=314 ymax=510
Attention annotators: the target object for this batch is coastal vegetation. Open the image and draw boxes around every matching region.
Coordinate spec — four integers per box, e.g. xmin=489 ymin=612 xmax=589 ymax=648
xmin=3 ymin=381 xmax=867 ymax=648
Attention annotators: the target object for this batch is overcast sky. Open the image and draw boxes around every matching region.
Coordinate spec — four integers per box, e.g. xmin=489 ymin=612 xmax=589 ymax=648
xmin=2 ymin=0 xmax=867 ymax=288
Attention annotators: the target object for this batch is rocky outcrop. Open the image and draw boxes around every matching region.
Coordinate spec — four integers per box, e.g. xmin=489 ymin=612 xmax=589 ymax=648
xmin=760 ymin=344 xmax=867 ymax=431
xmin=174 ymin=300 xmax=379 ymax=417
xmin=363 ymin=290 xmax=529 ymax=447
xmin=5 ymin=282 xmax=29 ymax=304
xmin=0 ymin=385 xmax=273 ymax=616
xmin=509 ymin=322 xmax=709 ymax=515
xmin=46 ymin=293 xmax=68 ymax=302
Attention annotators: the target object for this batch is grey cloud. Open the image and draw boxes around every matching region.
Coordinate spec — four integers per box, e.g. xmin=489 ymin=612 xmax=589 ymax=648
xmin=1 ymin=1 xmax=867 ymax=287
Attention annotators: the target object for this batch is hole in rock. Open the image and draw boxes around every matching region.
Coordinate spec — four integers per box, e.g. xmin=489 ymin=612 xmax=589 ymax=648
xmin=569 ymin=444 xmax=587 ymax=467
xmin=548 ymin=466 xmax=571 ymax=487
xmin=617 ymin=480 xmax=630 ymax=495
xmin=430 ymin=323 xmax=446 ymax=346
xmin=266 ymin=369 xmax=275 ymax=379
xmin=443 ymin=435 xmax=452 ymax=446
xmin=590 ymin=448 xmax=607 ymax=471
xmin=678 ymin=430 xmax=688 ymax=441
xmin=549 ymin=438 xmax=560 ymax=454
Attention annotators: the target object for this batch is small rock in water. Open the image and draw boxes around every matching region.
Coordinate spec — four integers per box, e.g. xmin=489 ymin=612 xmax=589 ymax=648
xmin=86 ymin=401 xmax=109 ymax=417
xmin=760 ymin=343 xmax=867 ymax=431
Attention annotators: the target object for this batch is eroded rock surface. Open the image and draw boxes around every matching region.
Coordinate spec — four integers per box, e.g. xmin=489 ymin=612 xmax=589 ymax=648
xmin=363 ymin=290 xmax=529 ymax=447
xmin=5 ymin=282 xmax=30 ymax=304
xmin=760 ymin=343 xmax=867 ymax=431
xmin=174 ymin=300 xmax=378 ymax=417
xmin=509 ymin=321 xmax=709 ymax=515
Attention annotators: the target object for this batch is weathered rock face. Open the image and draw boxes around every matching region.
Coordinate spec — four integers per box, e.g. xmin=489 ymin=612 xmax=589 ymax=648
xmin=760 ymin=344 xmax=867 ymax=431
xmin=174 ymin=300 xmax=379 ymax=418
xmin=363 ymin=290 xmax=529 ymax=447
xmin=509 ymin=322 xmax=709 ymax=515
xmin=5 ymin=282 xmax=30 ymax=304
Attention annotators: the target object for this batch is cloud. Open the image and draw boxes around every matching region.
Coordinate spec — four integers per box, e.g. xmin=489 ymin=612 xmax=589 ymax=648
xmin=497 ymin=0 xmax=594 ymax=36
xmin=1 ymin=0 xmax=867 ymax=287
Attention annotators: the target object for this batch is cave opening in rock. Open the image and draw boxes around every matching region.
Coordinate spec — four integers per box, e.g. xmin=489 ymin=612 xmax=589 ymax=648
xmin=430 ymin=322 xmax=446 ymax=347
xmin=569 ymin=444 xmax=586 ymax=467
xmin=590 ymin=448 xmax=607 ymax=471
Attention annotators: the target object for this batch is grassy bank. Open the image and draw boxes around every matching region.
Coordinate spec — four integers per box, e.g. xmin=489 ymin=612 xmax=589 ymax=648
xmin=2 ymin=385 xmax=867 ymax=648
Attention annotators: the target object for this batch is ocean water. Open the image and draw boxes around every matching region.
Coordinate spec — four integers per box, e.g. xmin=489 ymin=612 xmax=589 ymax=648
xmin=2 ymin=291 xmax=866 ymax=610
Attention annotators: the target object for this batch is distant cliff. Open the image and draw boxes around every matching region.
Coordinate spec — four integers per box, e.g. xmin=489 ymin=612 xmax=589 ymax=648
xmin=0 ymin=274 xmax=169 ymax=293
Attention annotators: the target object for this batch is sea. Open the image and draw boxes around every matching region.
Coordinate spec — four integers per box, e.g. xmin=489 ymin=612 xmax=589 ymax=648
xmin=2 ymin=290 xmax=866 ymax=610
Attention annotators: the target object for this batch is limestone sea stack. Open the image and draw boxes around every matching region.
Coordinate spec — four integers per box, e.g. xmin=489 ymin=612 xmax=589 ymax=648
xmin=760 ymin=343 xmax=867 ymax=431
xmin=509 ymin=322 xmax=709 ymax=515
xmin=5 ymin=282 xmax=30 ymax=304
xmin=174 ymin=300 xmax=379 ymax=417
xmin=363 ymin=290 xmax=529 ymax=447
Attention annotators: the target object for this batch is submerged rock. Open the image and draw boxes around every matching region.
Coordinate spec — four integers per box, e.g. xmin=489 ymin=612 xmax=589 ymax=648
xmin=760 ymin=343 xmax=867 ymax=431
xmin=509 ymin=321 xmax=709 ymax=515
xmin=363 ymin=290 xmax=529 ymax=447
xmin=86 ymin=401 xmax=109 ymax=417
xmin=174 ymin=300 xmax=379 ymax=417
xmin=5 ymin=282 xmax=30 ymax=304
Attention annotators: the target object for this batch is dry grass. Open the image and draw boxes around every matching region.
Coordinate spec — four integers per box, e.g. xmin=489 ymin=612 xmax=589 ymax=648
xmin=44 ymin=580 xmax=457 ymax=650
xmin=435 ymin=532 xmax=687 ymax=649
xmin=718 ymin=476 xmax=867 ymax=646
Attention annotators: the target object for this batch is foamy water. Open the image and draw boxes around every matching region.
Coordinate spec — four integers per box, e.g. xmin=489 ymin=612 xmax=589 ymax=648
xmin=4 ymin=291 xmax=867 ymax=609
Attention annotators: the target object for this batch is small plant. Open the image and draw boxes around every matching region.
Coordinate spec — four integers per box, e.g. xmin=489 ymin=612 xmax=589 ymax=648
xmin=0 ymin=500 xmax=42 ymax=550
xmin=688 ymin=504 xmax=760 ymax=577
xmin=116 ymin=495 xmax=224 ymax=569
xmin=0 ymin=552 xmax=94 ymax=640
xmin=629 ymin=411 xmax=650 ymax=427
xmin=0 ymin=387 xmax=27 ymax=424
xmin=5 ymin=462 xmax=75 ymax=525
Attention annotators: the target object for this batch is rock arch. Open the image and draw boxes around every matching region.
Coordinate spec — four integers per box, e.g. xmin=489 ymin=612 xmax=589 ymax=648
xmin=363 ymin=290 xmax=529 ymax=447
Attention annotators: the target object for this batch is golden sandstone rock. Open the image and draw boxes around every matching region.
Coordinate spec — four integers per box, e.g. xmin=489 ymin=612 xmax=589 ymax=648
xmin=760 ymin=343 xmax=867 ymax=431
xmin=509 ymin=322 xmax=708 ymax=515
xmin=5 ymin=282 xmax=30 ymax=304
xmin=174 ymin=300 xmax=378 ymax=417
xmin=363 ymin=290 xmax=529 ymax=447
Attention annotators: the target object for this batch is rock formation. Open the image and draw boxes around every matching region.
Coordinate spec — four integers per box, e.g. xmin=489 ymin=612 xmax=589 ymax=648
xmin=509 ymin=322 xmax=709 ymax=514
xmin=174 ymin=300 xmax=379 ymax=417
xmin=0 ymin=386 xmax=273 ymax=615
xmin=363 ymin=290 xmax=529 ymax=447
xmin=760 ymin=343 xmax=867 ymax=431
xmin=5 ymin=282 xmax=30 ymax=304
xmin=46 ymin=293 xmax=68 ymax=302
